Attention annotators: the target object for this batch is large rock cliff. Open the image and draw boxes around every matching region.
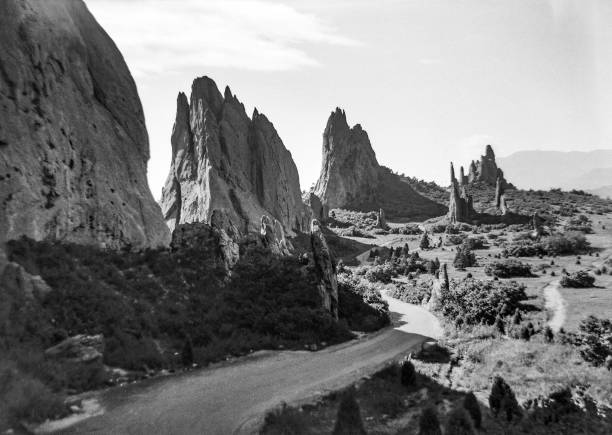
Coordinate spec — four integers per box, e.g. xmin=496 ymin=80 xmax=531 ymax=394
xmin=161 ymin=77 xmax=309 ymax=237
xmin=0 ymin=0 xmax=169 ymax=249
xmin=314 ymin=108 xmax=447 ymax=220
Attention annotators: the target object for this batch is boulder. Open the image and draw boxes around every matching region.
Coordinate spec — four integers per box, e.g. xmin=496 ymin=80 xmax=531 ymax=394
xmin=0 ymin=0 xmax=169 ymax=249
xmin=45 ymin=334 xmax=104 ymax=363
xmin=310 ymin=220 xmax=338 ymax=319
xmin=161 ymin=77 xmax=309 ymax=238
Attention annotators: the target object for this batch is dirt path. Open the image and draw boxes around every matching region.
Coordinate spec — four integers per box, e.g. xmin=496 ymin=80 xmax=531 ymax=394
xmin=543 ymin=280 xmax=565 ymax=332
xmin=54 ymin=295 xmax=437 ymax=435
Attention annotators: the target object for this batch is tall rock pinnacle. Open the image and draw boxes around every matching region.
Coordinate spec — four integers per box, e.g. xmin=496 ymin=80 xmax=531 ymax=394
xmin=0 ymin=0 xmax=169 ymax=249
xmin=161 ymin=76 xmax=309 ymax=236
xmin=313 ymin=108 xmax=447 ymax=220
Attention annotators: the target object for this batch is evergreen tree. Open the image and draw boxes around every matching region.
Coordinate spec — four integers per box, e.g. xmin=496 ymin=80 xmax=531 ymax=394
xmin=463 ymin=392 xmax=482 ymax=428
xmin=333 ymin=388 xmax=366 ymax=435
xmin=418 ymin=407 xmax=442 ymax=435
xmin=181 ymin=336 xmax=194 ymax=367
xmin=444 ymin=408 xmax=475 ymax=435
xmin=400 ymin=359 xmax=417 ymax=387
xmin=420 ymin=232 xmax=430 ymax=250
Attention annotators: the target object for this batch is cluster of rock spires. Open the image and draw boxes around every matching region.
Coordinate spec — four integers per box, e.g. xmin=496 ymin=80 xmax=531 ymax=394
xmin=160 ymin=76 xmax=309 ymax=239
xmin=313 ymin=108 xmax=447 ymax=220
xmin=448 ymin=145 xmax=512 ymax=222
xmin=0 ymin=0 xmax=169 ymax=249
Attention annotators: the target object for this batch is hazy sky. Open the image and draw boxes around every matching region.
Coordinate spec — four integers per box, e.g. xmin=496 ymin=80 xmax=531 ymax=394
xmin=85 ymin=0 xmax=612 ymax=198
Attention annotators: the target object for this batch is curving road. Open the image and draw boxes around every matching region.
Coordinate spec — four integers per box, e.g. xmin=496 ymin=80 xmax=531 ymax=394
xmin=53 ymin=296 xmax=440 ymax=435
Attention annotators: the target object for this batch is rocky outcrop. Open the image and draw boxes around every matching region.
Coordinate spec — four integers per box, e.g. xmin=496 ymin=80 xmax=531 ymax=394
xmin=161 ymin=77 xmax=309 ymax=238
xmin=260 ymin=215 xmax=292 ymax=256
xmin=495 ymin=175 xmax=508 ymax=214
xmin=314 ymin=109 xmax=447 ymax=220
xmin=314 ymin=108 xmax=379 ymax=209
xmin=304 ymin=192 xmax=328 ymax=224
xmin=376 ymin=208 xmax=388 ymax=229
xmin=310 ymin=220 xmax=338 ymax=319
xmin=45 ymin=334 xmax=104 ymax=363
xmin=467 ymin=145 xmax=511 ymax=188
xmin=0 ymin=0 xmax=169 ymax=249
xmin=448 ymin=164 xmax=475 ymax=223
xmin=170 ymin=211 xmax=240 ymax=270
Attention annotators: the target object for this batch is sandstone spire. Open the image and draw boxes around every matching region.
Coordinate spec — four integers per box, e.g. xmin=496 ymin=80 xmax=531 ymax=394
xmin=448 ymin=163 xmax=475 ymax=223
xmin=161 ymin=76 xmax=309 ymax=237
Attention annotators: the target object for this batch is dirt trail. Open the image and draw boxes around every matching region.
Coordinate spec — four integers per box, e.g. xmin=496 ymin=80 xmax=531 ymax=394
xmin=55 ymin=294 xmax=438 ymax=435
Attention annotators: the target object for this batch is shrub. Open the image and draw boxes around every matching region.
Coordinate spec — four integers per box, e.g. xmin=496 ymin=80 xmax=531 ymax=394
xmin=400 ymin=359 xmax=417 ymax=387
xmin=337 ymin=272 xmax=390 ymax=332
xmin=261 ymin=404 xmax=309 ymax=435
xmin=544 ymin=326 xmax=554 ymax=343
xmin=438 ymin=279 xmax=527 ymax=326
xmin=511 ymin=308 xmax=522 ymax=325
xmin=364 ymin=263 xmax=396 ymax=284
xmin=485 ymin=259 xmax=533 ymax=278
xmin=332 ymin=388 xmax=366 ymax=435
xmin=463 ymin=237 xmax=486 ymax=250
xmin=520 ymin=326 xmax=531 ymax=341
xmin=463 ymin=392 xmax=482 ymax=428
xmin=453 ymin=245 xmax=477 ymax=269
xmin=444 ymin=408 xmax=475 ymax=435
xmin=388 ymin=279 xmax=432 ymax=305
xmin=418 ymin=407 xmax=442 ymax=435
xmin=420 ymin=232 xmax=430 ymax=250
xmin=560 ymin=271 xmax=595 ymax=288
xmin=566 ymin=316 xmax=612 ymax=365
xmin=489 ymin=376 xmax=520 ymax=422
xmin=181 ymin=337 xmax=194 ymax=367
xmin=542 ymin=232 xmax=589 ymax=255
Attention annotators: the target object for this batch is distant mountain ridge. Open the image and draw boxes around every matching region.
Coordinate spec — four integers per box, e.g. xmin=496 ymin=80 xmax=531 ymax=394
xmin=498 ymin=150 xmax=612 ymax=195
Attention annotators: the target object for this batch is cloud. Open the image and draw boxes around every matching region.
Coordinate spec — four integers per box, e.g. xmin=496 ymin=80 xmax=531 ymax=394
xmin=418 ymin=58 xmax=443 ymax=65
xmin=85 ymin=0 xmax=358 ymax=76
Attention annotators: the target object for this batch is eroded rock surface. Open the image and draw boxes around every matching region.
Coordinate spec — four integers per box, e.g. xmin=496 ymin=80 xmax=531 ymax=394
xmin=161 ymin=77 xmax=309 ymax=237
xmin=313 ymin=108 xmax=447 ymax=220
xmin=448 ymin=163 xmax=475 ymax=223
xmin=466 ymin=145 xmax=511 ymax=188
xmin=310 ymin=219 xmax=338 ymax=319
xmin=0 ymin=0 xmax=169 ymax=249
xmin=45 ymin=334 xmax=104 ymax=363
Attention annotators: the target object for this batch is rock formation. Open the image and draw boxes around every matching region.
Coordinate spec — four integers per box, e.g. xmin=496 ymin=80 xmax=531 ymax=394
xmin=45 ymin=334 xmax=104 ymax=364
xmin=495 ymin=175 xmax=508 ymax=214
xmin=448 ymin=163 xmax=475 ymax=223
xmin=0 ymin=0 xmax=170 ymax=249
xmin=304 ymin=192 xmax=329 ymax=224
xmin=376 ymin=208 xmax=388 ymax=229
xmin=161 ymin=77 xmax=309 ymax=238
xmin=467 ymin=145 xmax=511 ymax=188
xmin=314 ymin=108 xmax=447 ymax=220
xmin=310 ymin=219 xmax=338 ymax=319
xmin=260 ymin=215 xmax=292 ymax=256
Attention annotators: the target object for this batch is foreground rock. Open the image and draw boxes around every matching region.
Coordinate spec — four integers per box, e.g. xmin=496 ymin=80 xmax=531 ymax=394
xmin=161 ymin=77 xmax=309 ymax=237
xmin=310 ymin=220 xmax=338 ymax=319
xmin=313 ymin=108 xmax=447 ymax=220
xmin=0 ymin=0 xmax=169 ymax=249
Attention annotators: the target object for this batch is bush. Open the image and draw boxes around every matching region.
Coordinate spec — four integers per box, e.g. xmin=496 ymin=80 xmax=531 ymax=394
xmin=418 ymin=407 xmax=442 ymax=435
xmin=438 ymin=279 xmax=527 ymax=326
xmin=364 ymin=263 xmax=396 ymax=284
xmin=485 ymin=259 xmax=533 ymax=278
xmin=337 ymin=272 xmax=390 ymax=332
xmin=332 ymin=388 xmax=366 ymax=435
xmin=453 ymin=245 xmax=477 ymax=269
xmin=565 ymin=316 xmax=612 ymax=365
xmin=420 ymin=232 xmax=430 ymax=249
xmin=544 ymin=326 xmax=554 ymax=343
xmin=463 ymin=392 xmax=481 ymax=428
xmin=560 ymin=271 xmax=595 ymax=288
xmin=444 ymin=408 xmax=475 ymax=435
xmin=542 ymin=232 xmax=589 ymax=255
xmin=489 ymin=376 xmax=520 ymax=422
xmin=400 ymin=359 xmax=417 ymax=387
xmin=388 ymin=280 xmax=432 ymax=305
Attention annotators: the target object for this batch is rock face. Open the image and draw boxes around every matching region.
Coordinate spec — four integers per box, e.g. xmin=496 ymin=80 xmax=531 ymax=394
xmin=0 ymin=0 xmax=170 ymax=249
xmin=376 ymin=208 xmax=388 ymax=229
xmin=45 ymin=334 xmax=104 ymax=363
xmin=314 ymin=108 xmax=379 ymax=209
xmin=310 ymin=220 xmax=338 ymax=319
xmin=467 ymin=145 xmax=511 ymax=188
xmin=161 ymin=77 xmax=309 ymax=238
xmin=314 ymin=109 xmax=447 ymax=220
xmin=260 ymin=215 xmax=292 ymax=256
xmin=304 ymin=192 xmax=328 ymax=224
xmin=448 ymin=164 xmax=475 ymax=223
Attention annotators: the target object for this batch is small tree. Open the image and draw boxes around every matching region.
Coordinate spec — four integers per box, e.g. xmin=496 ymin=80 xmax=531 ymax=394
xmin=511 ymin=308 xmax=522 ymax=325
xmin=181 ymin=336 xmax=194 ymax=367
xmin=333 ymin=388 xmax=366 ymax=435
xmin=401 ymin=359 xmax=417 ymax=387
xmin=544 ymin=326 xmax=554 ymax=343
xmin=520 ymin=326 xmax=531 ymax=341
xmin=420 ymin=232 xmax=430 ymax=250
xmin=402 ymin=243 xmax=410 ymax=257
xmin=418 ymin=407 xmax=442 ymax=435
xmin=444 ymin=408 xmax=475 ymax=435
xmin=489 ymin=376 xmax=520 ymax=422
xmin=463 ymin=392 xmax=482 ymax=428
xmin=495 ymin=314 xmax=505 ymax=334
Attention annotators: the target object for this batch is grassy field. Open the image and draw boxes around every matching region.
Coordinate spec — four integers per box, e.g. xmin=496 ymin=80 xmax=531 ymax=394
xmin=263 ymin=206 xmax=612 ymax=434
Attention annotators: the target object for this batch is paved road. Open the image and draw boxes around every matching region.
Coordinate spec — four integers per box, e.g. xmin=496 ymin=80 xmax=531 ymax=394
xmin=56 ymin=300 xmax=436 ymax=435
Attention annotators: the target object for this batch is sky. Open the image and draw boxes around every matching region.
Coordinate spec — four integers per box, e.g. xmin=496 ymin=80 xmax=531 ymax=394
xmin=85 ymin=0 xmax=612 ymax=199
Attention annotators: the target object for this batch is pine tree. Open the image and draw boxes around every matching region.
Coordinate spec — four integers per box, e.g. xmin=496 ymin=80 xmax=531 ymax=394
xmin=444 ymin=408 xmax=475 ymax=434
xmin=332 ymin=388 xmax=366 ymax=435
xmin=420 ymin=231 xmax=430 ymax=250
xmin=494 ymin=314 xmax=505 ymax=334
xmin=181 ymin=336 xmax=194 ymax=367
xmin=418 ymin=407 xmax=442 ymax=435
xmin=401 ymin=359 xmax=417 ymax=387
xmin=463 ymin=392 xmax=482 ymax=428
